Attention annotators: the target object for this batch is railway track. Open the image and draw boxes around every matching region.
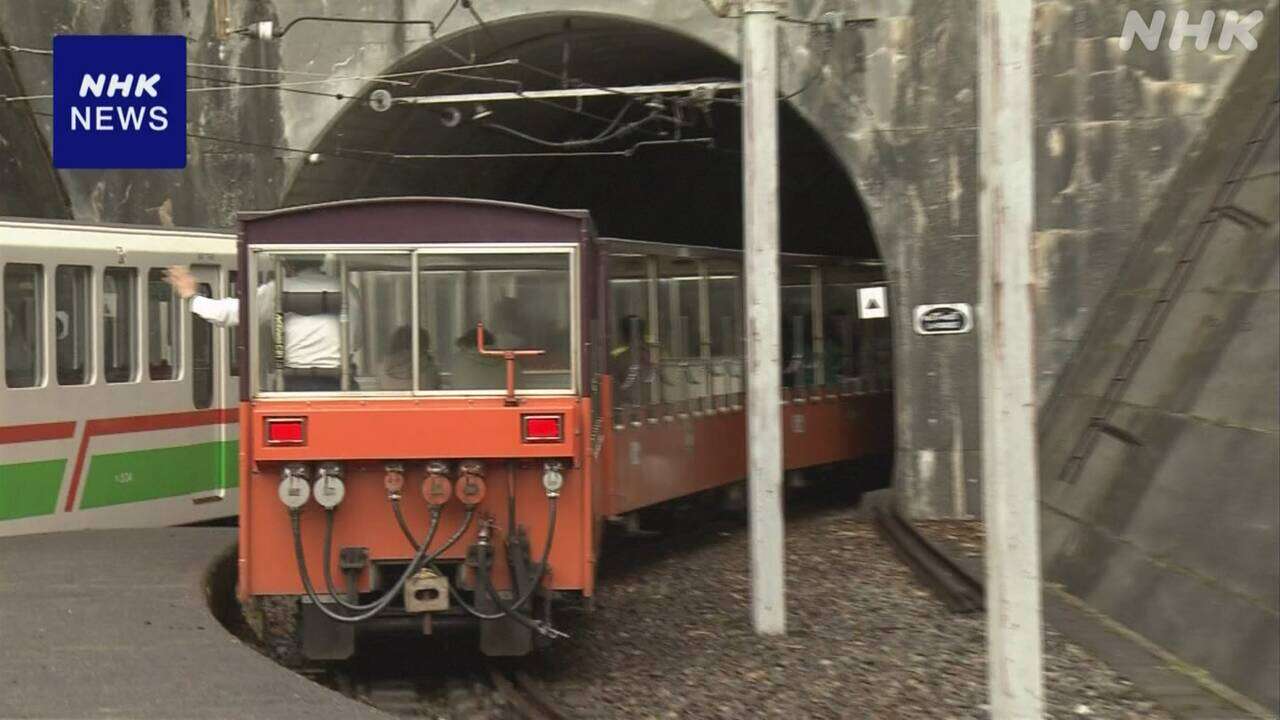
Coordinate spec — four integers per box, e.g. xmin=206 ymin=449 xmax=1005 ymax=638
xmin=309 ymin=658 xmax=575 ymax=719
xmin=487 ymin=666 xmax=572 ymax=720
xmin=870 ymin=495 xmax=984 ymax=613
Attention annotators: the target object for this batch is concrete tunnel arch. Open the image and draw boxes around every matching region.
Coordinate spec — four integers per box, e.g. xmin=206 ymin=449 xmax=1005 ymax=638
xmin=282 ymin=11 xmax=893 ymax=473
xmin=284 ymin=13 xmax=878 ymax=258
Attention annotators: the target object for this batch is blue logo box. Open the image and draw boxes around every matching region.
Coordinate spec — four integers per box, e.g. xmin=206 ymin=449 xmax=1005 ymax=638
xmin=53 ymin=35 xmax=186 ymax=169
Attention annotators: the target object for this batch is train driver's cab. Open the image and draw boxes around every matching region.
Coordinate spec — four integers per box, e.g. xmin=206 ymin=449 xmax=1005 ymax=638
xmin=247 ymin=247 xmax=579 ymax=398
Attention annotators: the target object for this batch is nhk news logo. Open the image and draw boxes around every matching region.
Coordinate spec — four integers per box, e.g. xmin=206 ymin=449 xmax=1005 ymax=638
xmin=53 ymin=35 xmax=186 ymax=169
xmin=1119 ymin=9 xmax=1265 ymax=51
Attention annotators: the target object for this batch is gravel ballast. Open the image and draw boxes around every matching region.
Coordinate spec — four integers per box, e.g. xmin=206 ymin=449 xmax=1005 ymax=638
xmin=519 ymin=500 xmax=1170 ymax=719
xmin=259 ymin=497 xmax=1172 ymax=718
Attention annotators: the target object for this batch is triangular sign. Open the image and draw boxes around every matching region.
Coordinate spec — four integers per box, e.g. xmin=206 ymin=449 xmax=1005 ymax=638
xmin=857 ymin=286 xmax=888 ymax=318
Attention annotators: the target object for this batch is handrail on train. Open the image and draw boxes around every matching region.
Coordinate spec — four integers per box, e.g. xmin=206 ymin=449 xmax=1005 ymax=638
xmin=475 ymin=322 xmax=546 ymax=406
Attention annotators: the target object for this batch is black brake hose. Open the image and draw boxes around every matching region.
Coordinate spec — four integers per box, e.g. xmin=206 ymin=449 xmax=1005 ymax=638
xmin=477 ymin=543 xmax=566 ymax=639
xmin=321 ymin=507 xmax=440 ymax=612
xmin=507 ymin=496 xmax=557 ymax=611
xmin=389 ymin=492 xmax=559 ymax=629
xmin=391 ymin=498 xmax=476 ymax=557
xmin=386 ymin=497 xmax=427 ymax=545
xmin=440 ymin=497 xmax=559 ymax=623
xmin=290 ymin=508 xmax=440 ymax=624
xmin=391 ymin=497 xmax=419 ymax=549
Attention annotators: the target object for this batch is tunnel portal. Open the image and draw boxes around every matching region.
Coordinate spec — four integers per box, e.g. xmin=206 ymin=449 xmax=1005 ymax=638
xmin=283 ymin=13 xmax=878 ymax=263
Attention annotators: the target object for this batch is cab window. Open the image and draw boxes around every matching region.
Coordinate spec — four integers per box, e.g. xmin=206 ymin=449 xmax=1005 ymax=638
xmin=418 ymin=252 xmax=573 ymax=392
xmin=251 ymin=249 xmax=575 ymax=395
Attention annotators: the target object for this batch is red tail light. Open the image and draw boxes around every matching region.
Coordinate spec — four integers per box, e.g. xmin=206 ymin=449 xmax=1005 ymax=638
xmin=265 ymin=417 xmax=306 ymax=445
xmin=522 ymin=414 xmax=563 ymax=443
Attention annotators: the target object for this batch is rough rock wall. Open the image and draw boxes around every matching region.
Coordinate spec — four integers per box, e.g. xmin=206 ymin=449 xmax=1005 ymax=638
xmin=859 ymin=0 xmax=1269 ymax=517
xmin=0 ymin=0 xmax=1268 ymax=519
xmin=0 ymin=0 xmax=288 ymax=226
xmin=1038 ymin=16 xmax=1279 ymax=710
xmin=0 ymin=27 xmax=67 ymax=217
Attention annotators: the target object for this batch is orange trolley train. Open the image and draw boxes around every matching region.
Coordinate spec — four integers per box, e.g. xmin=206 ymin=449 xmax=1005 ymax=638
xmin=235 ymin=197 xmax=892 ymax=660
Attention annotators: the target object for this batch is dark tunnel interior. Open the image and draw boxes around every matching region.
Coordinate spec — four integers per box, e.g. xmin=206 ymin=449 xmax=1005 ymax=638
xmin=285 ymin=13 xmax=878 ymax=262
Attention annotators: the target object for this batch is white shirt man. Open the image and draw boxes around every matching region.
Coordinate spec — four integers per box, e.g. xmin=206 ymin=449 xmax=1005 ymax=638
xmin=168 ymin=265 xmax=360 ymax=390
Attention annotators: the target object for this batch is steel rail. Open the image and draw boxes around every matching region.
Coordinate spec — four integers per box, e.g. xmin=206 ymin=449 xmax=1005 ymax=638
xmin=871 ymin=498 xmax=983 ymax=614
xmin=488 ymin=666 xmax=573 ymax=720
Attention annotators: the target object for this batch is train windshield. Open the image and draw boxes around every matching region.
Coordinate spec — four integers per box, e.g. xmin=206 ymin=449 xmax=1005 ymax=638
xmin=251 ymin=248 xmax=575 ymax=395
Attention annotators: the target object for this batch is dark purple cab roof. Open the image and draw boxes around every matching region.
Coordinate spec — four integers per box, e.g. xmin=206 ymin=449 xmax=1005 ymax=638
xmin=239 ymin=196 xmax=594 ymax=246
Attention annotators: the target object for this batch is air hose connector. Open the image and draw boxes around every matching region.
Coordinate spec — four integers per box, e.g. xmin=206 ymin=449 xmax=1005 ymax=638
xmin=541 ymin=461 xmax=565 ymax=498
xmin=383 ymin=462 xmax=405 ymax=500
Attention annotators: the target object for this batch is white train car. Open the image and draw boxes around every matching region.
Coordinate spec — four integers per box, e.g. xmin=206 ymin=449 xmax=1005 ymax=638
xmin=1 ymin=218 xmax=239 ymax=536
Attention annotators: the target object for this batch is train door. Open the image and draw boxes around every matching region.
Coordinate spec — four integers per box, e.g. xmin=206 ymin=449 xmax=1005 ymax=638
xmin=188 ymin=264 xmax=229 ymax=503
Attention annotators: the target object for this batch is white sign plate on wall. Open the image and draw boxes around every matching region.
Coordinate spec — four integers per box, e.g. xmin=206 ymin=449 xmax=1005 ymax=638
xmin=857 ymin=286 xmax=888 ymax=319
xmin=913 ymin=303 xmax=974 ymax=335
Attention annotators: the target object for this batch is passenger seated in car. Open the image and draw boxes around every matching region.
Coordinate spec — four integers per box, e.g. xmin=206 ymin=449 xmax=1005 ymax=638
xmin=378 ymin=326 xmax=442 ymax=391
xmin=609 ymin=314 xmax=648 ymax=384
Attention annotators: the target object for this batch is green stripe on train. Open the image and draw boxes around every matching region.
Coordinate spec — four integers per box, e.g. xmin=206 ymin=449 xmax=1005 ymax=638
xmin=0 ymin=459 xmax=66 ymax=520
xmin=79 ymin=441 xmax=239 ymax=510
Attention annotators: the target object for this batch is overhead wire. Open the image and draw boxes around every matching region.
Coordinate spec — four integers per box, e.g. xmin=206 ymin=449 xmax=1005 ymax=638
xmin=352 ymin=137 xmax=716 ymax=160
xmin=187 ymin=72 xmax=349 ymax=99
xmin=0 ymin=52 xmax=522 ymax=103
xmin=436 ymin=0 xmax=462 ymax=31
xmin=3 ymin=5 xmax=733 ymax=155
xmin=452 ymin=1 xmax=725 ymax=145
xmin=0 ymin=44 xmax=50 ymax=56
xmin=778 ymin=14 xmax=877 ymax=28
xmin=461 ymin=0 xmax=501 ymax=50
xmin=2 ymin=42 xmax=406 ymax=80
xmin=25 ymin=108 xmax=710 ymax=162
xmin=478 ymin=99 xmax=646 ymax=149
xmin=0 ymin=16 xmax=734 ymax=117
xmin=410 ymin=60 xmax=676 ymax=140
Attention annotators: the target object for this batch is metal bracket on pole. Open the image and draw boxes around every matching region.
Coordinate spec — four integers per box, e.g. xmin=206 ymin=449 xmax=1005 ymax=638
xmin=368 ymin=82 xmax=742 ymax=112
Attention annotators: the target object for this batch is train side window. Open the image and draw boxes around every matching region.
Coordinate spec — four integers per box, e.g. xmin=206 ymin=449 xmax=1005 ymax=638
xmin=147 ymin=268 xmax=180 ymax=380
xmin=192 ymin=282 xmax=214 ymax=409
xmin=657 ymin=256 xmax=704 ymax=405
xmin=822 ymin=268 xmax=862 ymax=384
xmin=227 ymin=271 xmax=239 ymax=377
xmin=103 ymin=267 xmax=138 ymax=383
xmin=3 ymin=263 xmax=44 ymax=389
xmin=606 ymin=254 xmax=650 ymax=413
xmin=55 ymin=265 xmax=92 ymax=385
xmin=705 ymin=259 xmax=742 ymax=401
xmin=781 ymin=265 xmax=814 ymax=391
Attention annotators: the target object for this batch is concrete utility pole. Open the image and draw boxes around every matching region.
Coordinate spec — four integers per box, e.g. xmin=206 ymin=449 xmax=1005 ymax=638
xmin=741 ymin=0 xmax=785 ymax=636
xmin=978 ymin=0 xmax=1044 ymax=716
